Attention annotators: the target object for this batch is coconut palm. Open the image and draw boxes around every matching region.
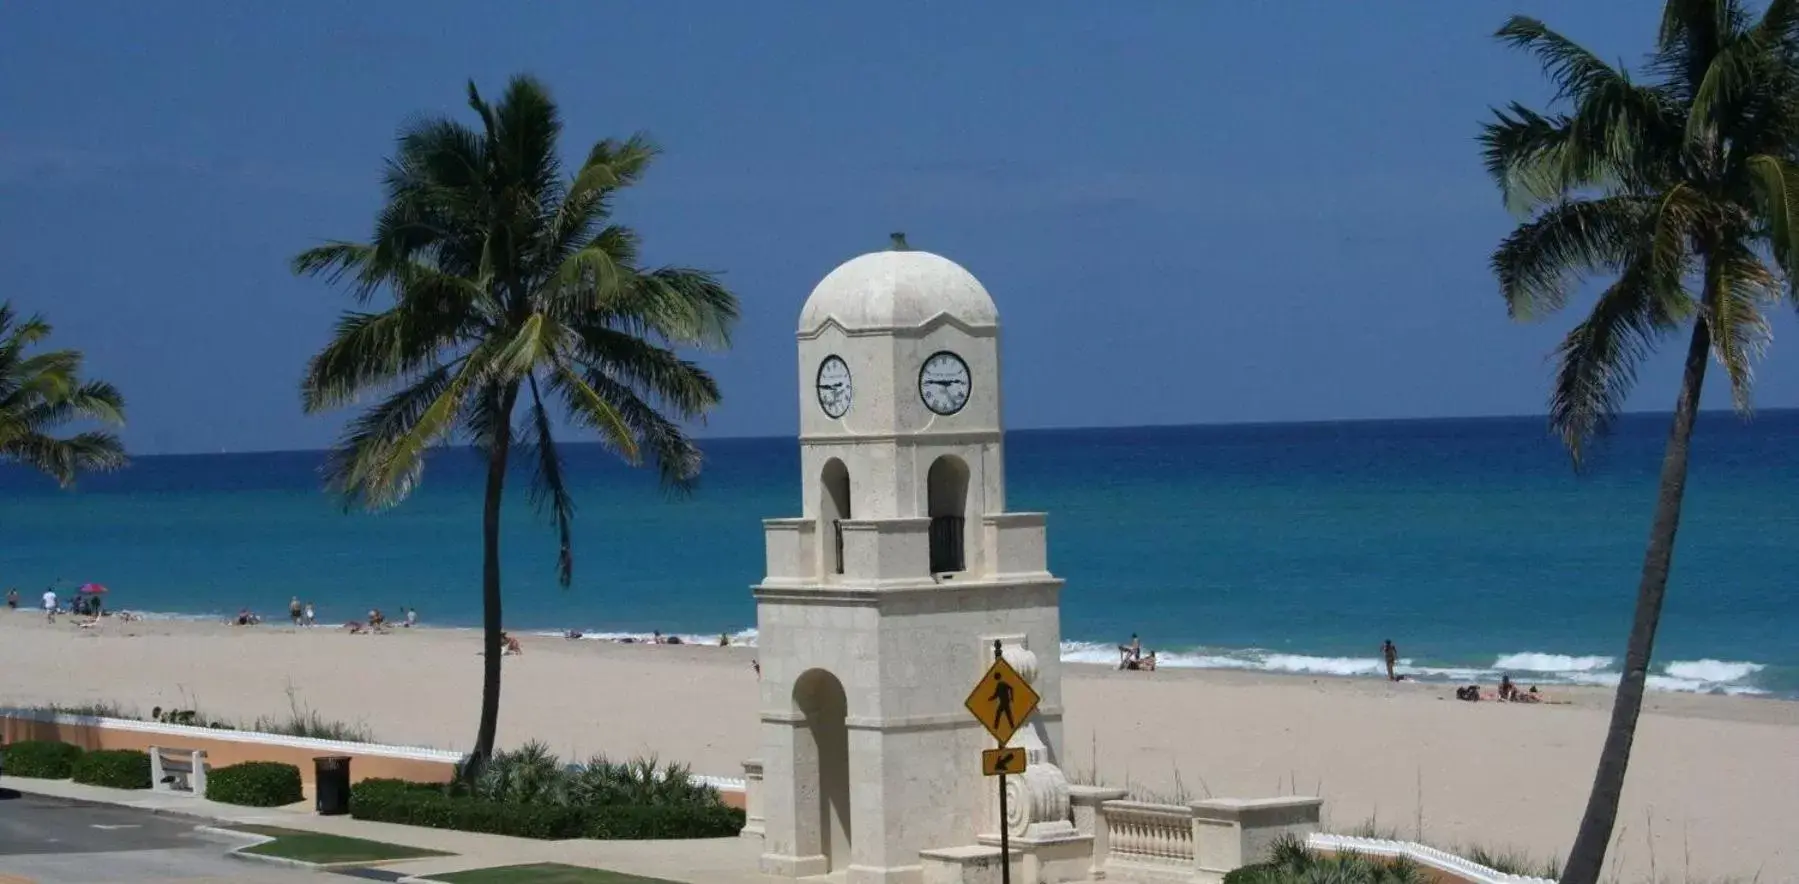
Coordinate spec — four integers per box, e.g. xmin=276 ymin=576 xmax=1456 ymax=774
xmin=0 ymin=303 xmax=127 ymax=485
xmin=1481 ymin=2 xmax=1799 ymax=881
xmin=294 ymin=75 xmax=738 ymax=772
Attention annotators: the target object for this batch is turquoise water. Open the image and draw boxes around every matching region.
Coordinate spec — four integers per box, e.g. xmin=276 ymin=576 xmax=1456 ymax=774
xmin=4 ymin=413 xmax=1795 ymax=697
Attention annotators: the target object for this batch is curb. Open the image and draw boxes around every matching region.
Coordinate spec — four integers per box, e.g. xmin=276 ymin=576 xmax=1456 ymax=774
xmin=3 ymin=780 xmax=231 ymax=826
xmin=201 ymin=825 xmax=435 ymax=872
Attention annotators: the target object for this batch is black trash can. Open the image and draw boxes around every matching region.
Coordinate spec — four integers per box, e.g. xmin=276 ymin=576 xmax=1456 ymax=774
xmin=314 ymin=755 xmax=352 ymax=816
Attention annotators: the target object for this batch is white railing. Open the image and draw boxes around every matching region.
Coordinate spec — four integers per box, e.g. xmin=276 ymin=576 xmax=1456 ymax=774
xmin=1307 ymin=834 xmax=1558 ymax=884
xmin=2 ymin=708 xmax=750 ymax=791
xmin=0 ymin=708 xmax=461 ymax=762
xmin=1103 ymin=800 xmax=1197 ymax=872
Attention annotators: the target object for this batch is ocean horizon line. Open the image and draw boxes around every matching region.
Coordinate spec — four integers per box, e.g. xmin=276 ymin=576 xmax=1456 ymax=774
xmin=98 ymin=406 xmax=1799 ymax=460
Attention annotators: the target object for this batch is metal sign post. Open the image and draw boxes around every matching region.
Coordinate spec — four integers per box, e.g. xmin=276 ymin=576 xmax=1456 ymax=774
xmin=993 ymin=644 xmax=1007 ymax=884
xmin=964 ymin=639 xmax=1041 ymax=884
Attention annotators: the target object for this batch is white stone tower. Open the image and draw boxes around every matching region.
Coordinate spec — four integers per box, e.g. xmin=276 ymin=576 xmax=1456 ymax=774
xmin=753 ymin=240 xmax=1065 ymax=884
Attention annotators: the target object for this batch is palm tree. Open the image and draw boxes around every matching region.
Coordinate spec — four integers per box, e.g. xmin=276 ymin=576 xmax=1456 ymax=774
xmin=1482 ymin=2 xmax=1799 ymax=881
xmin=295 ymin=75 xmax=739 ymax=773
xmin=0 ymin=304 xmax=127 ymax=485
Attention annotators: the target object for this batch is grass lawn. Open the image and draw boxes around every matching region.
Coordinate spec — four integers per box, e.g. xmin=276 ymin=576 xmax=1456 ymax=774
xmin=230 ymin=824 xmax=451 ymax=865
xmin=431 ymin=863 xmax=679 ymax=884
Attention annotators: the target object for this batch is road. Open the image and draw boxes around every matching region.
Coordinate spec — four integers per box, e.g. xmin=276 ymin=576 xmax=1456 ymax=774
xmin=0 ymin=788 xmax=325 ymax=883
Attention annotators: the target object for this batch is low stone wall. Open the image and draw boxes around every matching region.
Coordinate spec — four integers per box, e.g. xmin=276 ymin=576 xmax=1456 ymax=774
xmin=0 ymin=708 xmax=749 ymax=809
xmin=0 ymin=709 xmax=459 ymax=786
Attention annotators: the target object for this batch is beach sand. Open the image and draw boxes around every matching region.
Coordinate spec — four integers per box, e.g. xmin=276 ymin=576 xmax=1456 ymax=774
xmin=1 ymin=612 xmax=1793 ymax=881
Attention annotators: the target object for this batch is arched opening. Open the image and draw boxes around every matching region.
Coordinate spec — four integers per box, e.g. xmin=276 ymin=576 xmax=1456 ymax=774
xmin=793 ymin=668 xmax=852 ymax=871
xmin=927 ymin=455 xmax=969 ymax=574
xmin=820 ymin=459 xmax=851 ymax=576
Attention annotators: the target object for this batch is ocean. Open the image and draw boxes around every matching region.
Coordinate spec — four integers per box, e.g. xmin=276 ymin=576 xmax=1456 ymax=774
xmin=4 ymin=413 xmax=1795 ymax=698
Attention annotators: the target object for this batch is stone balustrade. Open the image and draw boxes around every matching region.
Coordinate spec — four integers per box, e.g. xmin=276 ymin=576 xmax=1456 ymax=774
xmin=1071 ymin=794 xmax=1324 ymax=884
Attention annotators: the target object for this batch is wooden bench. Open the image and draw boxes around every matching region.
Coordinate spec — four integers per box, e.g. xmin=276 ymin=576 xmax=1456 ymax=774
xmin=148 ymin=746 xmax=209 ymax=794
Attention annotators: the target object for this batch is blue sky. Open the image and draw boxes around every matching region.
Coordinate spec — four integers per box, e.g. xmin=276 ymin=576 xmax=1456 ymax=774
xmin=4 ymin=1 xmax=1795 ymax=455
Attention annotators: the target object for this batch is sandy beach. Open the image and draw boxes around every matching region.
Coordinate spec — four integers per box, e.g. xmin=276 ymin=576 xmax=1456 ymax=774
xmin=1 ymin=612 xmax=1793 ymax=881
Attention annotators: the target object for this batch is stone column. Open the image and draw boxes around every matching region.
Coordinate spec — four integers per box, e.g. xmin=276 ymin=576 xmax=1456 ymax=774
xmin=1068 ymin=785 xmax=1127 ymax=879
xmin=741 ymin=758 xmax=765 ymax=839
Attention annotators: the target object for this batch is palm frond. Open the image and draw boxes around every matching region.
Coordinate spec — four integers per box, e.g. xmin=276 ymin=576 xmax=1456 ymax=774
xmin=1704 ymin=237 xmax=1778 ymax=410
xmin=1480 ymin=104 xmax=1580 ymax=215
xmin=1745 ymin=154 xmax=1799 ymax=277
xmin=491 ymin=75 xmax=562 ymax=206
xmin=560 ymin=367 xmax=704 ymax=493
xmin=0 ymin=431 xmax=127 ymax=487
xmin=1548 ymin=258 xmax=1692 ymax=467
xmin=1492 ymin=197 xmax=1649 ymax=319
xmin=0 ymin=304 xmax=128 ymax=485
xmin=521 ymin=374 xmax=575 ymax=586
xmin=1497 ymin=17 xmax=1632 ymax=104
xmin=322 ymin=362 xmax=459 ymax=509
xmin=549 ymin=363 xmax=639 ymax=463
xmin=567 ymin=325 xmax=722 ymax=420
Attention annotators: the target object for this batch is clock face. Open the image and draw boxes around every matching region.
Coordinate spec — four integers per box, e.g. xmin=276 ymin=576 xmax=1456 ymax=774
xmin=918 ymin=351 xmax=972 ymax=416
xmin=816 ymin=355 xmax=853 ymax=418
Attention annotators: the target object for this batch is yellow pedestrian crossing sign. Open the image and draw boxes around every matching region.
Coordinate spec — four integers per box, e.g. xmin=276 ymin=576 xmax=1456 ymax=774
xmin=964 ymin=655 xmax=1040 ymax=745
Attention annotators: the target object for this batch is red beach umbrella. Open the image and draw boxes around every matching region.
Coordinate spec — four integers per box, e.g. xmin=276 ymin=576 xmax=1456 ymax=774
xmin=77 ymin=583 xmax=108 ymax=594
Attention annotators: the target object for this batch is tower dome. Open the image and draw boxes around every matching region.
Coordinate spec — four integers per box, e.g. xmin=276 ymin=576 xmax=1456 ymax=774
xmin=798 ymin=245 xmax=999 ymax=335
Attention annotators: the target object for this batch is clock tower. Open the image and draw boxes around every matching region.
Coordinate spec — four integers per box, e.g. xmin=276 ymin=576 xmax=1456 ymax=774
xmin=751 ymin=240 xmax=1066 ymax=884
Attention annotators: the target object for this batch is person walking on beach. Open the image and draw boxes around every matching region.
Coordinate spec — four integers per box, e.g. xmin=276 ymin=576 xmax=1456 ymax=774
xmin=6 ymin=587 xmax=17 ymax=610
xmin=1382 ymin=639 xmax=1400 ymax=682
xmin=289 ymin=596 xmax=303 ymax=625
xmin=42 ymin=587 xmax=57 ymax=623
xmin=302 ymin=602 xmax=316 ymax=627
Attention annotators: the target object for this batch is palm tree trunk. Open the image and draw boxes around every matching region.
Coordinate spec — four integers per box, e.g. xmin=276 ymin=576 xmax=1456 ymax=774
xmin=468 ymin=387 xmax=519 ymax=776
xmin=1559 ymin=316 xmax=1712 ymax=884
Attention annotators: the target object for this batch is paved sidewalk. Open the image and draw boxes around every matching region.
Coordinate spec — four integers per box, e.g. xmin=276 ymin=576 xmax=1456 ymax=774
xmin=1 ymin=777 xmax=772 ymax=883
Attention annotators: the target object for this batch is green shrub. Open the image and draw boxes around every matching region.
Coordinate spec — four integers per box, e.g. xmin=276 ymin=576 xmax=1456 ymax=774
xmin=1 ymin=740 xmax=84 ymax=778
xmin=450 ymin=744 xmax=724 ymax=811
xmin=1223 ymin=836 xmax=1427 ymax=884
xmin=349 ymin=777 xmax=745 ymax=840
xmin=467 ymin=741 xmax=566 ymax=805
xmin=567 ymin=756 xmax=719 ymax=808
xmin=1221 ymin=864 xmax=1273 ymax=884
xmin=583 ymin=803 xmax=745 ymax=839
xmin=205 ymin=761 xmax=304 ymax=807
xmin=71 ymin=749 xmax=151 ymax=789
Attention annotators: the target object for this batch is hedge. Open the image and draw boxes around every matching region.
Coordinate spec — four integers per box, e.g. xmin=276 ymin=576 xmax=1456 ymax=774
xmin=71 ymin=749 xmax=151 ymax=789
xmin=349 ymin=778 xmax=745 ymax=840
xmin=205 ymin=761 xmax=304 ymax=807
xmin=1222 ymin=864 xmax=1274 ymax=884
xmin=1 ymin=741 xmax=84 ymax=778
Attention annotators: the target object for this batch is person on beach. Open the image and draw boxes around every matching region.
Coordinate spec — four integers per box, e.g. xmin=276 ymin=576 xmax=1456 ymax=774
xmin=1119 ymin=633 xmax=1142 ymax=669
xmin=7 ymin=587 xmax=18 ymax=610
xmin=404 ymin=607 xmax=417 ymax=628
xmin=501 ymin=632 xmax=523 ymax=655
xmin=303 ymin=602 xmax=316 ymax=627
xmin=1382 ymin=639 xmax=1400 ymax=681
xmin=289 ymin=596 xmax=302 ymax=625
xmin=42 ymin=587 xmax=57 ymax=623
